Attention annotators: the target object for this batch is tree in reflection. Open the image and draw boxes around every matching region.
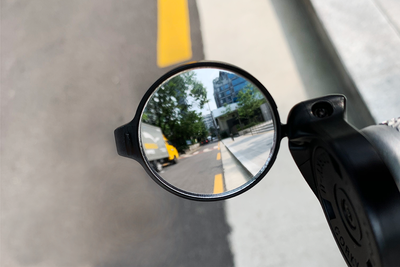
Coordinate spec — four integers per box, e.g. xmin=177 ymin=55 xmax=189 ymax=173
xmin=237 ymin=84 xmax=266 ymax=125
xmin=142 ymin=71 xmax=208 ymax=151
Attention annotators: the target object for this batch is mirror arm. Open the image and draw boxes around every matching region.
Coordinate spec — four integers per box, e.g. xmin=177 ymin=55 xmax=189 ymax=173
xmin=280 ymin=124 xmax=288 ymax=138
xmin=286 ymin=95 xmax=400 ymax=267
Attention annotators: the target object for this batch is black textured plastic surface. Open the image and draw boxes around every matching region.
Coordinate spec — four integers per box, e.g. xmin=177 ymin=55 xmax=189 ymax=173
xmin=287 ymin=95 xmax=400 ymax=267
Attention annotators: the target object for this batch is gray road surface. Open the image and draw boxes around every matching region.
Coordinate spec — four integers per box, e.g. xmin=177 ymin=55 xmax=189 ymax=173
xmin=161 ymin=142 xmax=222 ymax=194
xmin=2 ymin=1 xmax=233 ymax=266
xmin=4 ymin=1 xmax=388 ymax=266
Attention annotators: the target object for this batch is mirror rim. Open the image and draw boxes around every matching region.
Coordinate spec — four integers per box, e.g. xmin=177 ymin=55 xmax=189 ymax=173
xmin=116 ymin=61 xmax=282 ymax=201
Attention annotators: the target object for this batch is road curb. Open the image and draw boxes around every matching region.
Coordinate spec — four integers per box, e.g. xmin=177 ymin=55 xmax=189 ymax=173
xmin=300 ymin=0 xmax=375 ymax=126
xmin=220 ymin=139 xmax=254 ymax=177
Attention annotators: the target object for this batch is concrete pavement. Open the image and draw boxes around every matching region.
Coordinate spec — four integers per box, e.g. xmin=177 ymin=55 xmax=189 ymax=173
xmin=197 ymin=1 xmax=346 ymax=266
xmin=198 ymin=1 xmax=400 ymax=266
xmin=307 ymin=0 xmax=400 ymax=123
xmin=219 ymin=141 xmax=253 ymax=191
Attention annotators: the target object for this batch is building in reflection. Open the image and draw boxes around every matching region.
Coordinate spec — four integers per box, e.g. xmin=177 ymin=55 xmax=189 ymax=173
xmin=212 ymin=102 xmax=273 ymax=138
xmin=213 ymin=71 xmax=248 ymax=108
xmin=202 ymin=113 xmax=215 ymax=130
xmin=211 ymin=71 xmax=274 ymax=138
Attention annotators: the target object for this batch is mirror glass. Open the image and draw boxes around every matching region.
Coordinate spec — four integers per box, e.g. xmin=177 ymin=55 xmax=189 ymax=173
xmin=140 ymin=68 xmax=277 ymax=195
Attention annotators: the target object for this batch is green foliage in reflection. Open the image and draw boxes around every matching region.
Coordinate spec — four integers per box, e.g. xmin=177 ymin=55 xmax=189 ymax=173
xmin=221 ymin=103 xmax=232 ymax=119
xmin=237 ymin=84 xmax=266 ymax=124
xmin=142 ymin=71 xmax=208 ymax=151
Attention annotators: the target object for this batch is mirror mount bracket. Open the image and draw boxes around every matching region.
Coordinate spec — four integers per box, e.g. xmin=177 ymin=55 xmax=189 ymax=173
xmin=286 ymin=95 xmax=400 ymax=267
xmin=280 ymin=124 xmax=288 ymax=138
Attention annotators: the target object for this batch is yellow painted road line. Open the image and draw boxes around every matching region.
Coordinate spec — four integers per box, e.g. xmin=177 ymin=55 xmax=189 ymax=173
xmin=218 ymin=142 xmax=220 ymax=150
xmin=213 ymin=174 xmax=224 ymax=194
xmin=217 ymin=152 xmax=221 ymax=160
xmin=157 ymin=0 xmax=192 ymax=68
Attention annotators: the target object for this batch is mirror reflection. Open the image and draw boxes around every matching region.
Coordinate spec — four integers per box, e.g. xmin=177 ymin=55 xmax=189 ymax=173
xmin=140 ymin=68 xmax=276 ymax=195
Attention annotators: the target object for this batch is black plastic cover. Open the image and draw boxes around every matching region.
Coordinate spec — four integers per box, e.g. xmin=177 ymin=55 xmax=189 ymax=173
xmin=287 ymin=95 xmax=400 ymax=267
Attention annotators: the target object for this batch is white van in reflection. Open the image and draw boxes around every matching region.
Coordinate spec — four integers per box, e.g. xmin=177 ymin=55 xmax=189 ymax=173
xmin=141 ymin=123 xmax=179 ymax=172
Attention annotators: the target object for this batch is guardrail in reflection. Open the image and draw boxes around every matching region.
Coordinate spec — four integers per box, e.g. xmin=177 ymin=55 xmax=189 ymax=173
xmin=238 ymin=121 xmax=274 ymax=136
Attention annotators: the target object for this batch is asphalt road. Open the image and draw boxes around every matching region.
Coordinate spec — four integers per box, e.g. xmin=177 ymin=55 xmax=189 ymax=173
xmin=2 ymin=1 xmax=233 ymax=266
xmin=161 ymin=141 xmax=223 ymax=194
xmin=3 ymin=1 xmax=373 ymax=266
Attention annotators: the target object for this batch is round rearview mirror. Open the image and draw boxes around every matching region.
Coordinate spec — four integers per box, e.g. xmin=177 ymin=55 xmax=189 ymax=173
xmin=115 ymin=62 xmax=282 ymax=200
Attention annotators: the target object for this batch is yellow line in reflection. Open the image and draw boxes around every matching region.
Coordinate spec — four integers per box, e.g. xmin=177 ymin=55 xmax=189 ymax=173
xmin=157 ymin=0 xmax=192 ymax=68
xmin=217 ymin=152 xmax=221 ymax=160
xmin=213 ymin=174 xmax=224 ymax=194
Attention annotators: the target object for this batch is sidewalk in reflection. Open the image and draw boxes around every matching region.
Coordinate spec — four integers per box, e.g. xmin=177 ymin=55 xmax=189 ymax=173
xmin=221 ymin=131 xmax=274 ymax=176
